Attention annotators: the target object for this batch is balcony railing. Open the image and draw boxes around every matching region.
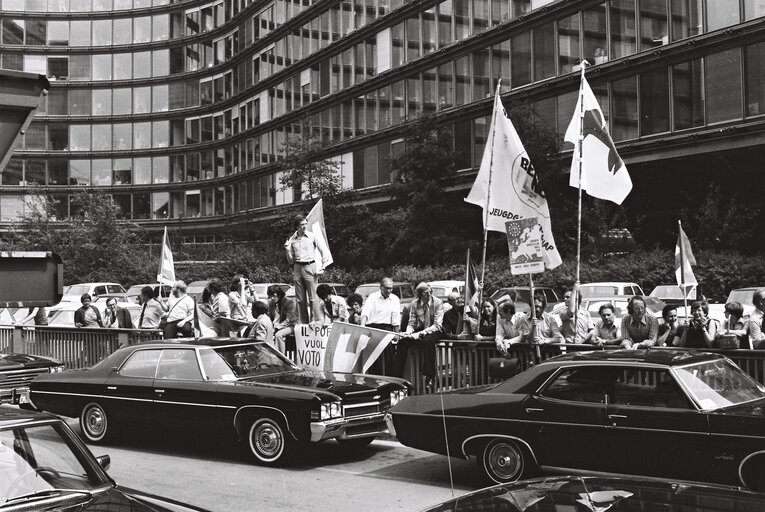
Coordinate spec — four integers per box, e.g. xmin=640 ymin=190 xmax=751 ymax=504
xmin=2 ymin=325 xmax=764 ymax=395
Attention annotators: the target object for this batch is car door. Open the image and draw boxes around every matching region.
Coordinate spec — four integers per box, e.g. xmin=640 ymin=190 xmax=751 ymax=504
xmin=153 ymin=348 xmax=226 ymax=430
xmin=522 ymin=365 xmax=613 ymax=472
xmin=104 ymin=348 xmax=161 ymax=426
xmin=604 ymin=367 xmax=710 ymax=481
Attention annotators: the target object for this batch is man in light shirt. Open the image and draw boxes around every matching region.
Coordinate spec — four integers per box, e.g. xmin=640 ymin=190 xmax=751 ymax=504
xmin=748 ymin=289 xmax=765 ymax=348
xmin=361 ymin=277 xmax=401 ymax=375
xmin=163 ymin=280 xmax=195 ymax=338
xmin=284 ymin=214 xmax=330 ymax=324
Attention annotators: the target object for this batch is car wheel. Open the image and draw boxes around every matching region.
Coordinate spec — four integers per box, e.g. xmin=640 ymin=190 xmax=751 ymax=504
xmin=336 ymin=436 xmax=375 ymax=449
xmin=248 ymin=418 xmax=289 ymax=464
xmin=80 ymin=402 xmax=111 ymax=443
xmin=481 ymin=439 xmax=524 ymax=484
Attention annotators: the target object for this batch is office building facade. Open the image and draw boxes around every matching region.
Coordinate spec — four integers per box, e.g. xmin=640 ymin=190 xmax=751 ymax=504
xmin=1 ymin=0 xmax=764 ymax=236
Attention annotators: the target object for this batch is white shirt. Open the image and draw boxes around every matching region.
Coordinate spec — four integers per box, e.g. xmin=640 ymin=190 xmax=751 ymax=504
xmin=361 ymin=291 xmax=401 ymax=327
xmin=166 ymin=294 xmax=195 ymax=323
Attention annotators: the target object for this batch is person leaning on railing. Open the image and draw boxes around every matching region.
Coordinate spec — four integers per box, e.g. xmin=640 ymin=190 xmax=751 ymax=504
xmin=495 ymin=300 xmax=527 ymax=355
xmin=584 ymin=302 xmax=623 ymax=346
xmin=519 ymin=291 xmax=562 ymax=344
xmin=620 ymin=295 xmax=659 ymax=349
xmin=674 ymin=300 xmax=717 ymax=348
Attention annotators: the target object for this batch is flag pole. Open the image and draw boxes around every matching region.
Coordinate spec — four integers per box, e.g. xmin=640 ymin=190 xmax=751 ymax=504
xmin=479 ymin=81 xmax=502 ymax=307
xmin=678 ymin=220 xmax=688 ymax=318
xmin=574 ymin=63 xmax=586 ymax=310
xmin=461 ymin=248 xmax=471 ymax=336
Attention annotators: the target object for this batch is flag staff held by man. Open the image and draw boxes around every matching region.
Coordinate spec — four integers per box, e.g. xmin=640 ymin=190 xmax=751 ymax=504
xmin=564 ymin=62 xmax=632 ymax=309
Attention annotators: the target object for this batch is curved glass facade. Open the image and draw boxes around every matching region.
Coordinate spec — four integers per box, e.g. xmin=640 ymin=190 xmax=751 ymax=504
xmin=1 ymin=0 xmax=764 ymax=226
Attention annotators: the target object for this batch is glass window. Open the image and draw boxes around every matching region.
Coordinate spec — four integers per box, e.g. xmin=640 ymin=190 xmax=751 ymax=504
xmin=92 ymin=123 xmax=112 ymax=150
xmin=584 ymin=3 xmax=607 ymax=65
xmin=26 ymin=19 xmax=46 ymax=45
xmin=113 ymin=88 xmax=132 ymax=115
xmin=406 ymin=17 xmax=420 ymax=62
xmin=49 ymin=159 xmax=68 ymax=185
xmin=640 ymin=0 xmax=668 ymax=49
xmin=473 ymin=49 xmax=490 ymax=101
xmin=24 ymin=124 xmax=46 ymax=150
xmin=92 ymin=20 xmax=112 ymax=46
xmin=49 ymin=125 xmax=68 ymax=150
xmin=69 ymin=160 xmax=90 ymax=185
xmin=610 ymin=0 xmax=636 ymax=58
xmin=473 ymin=115 xmax=489 ymax=167
xmin=612 ymin=75 xmax=638 ymax=141
xmin=93 ymin=89 xmax=111 ymax=115
xmin=153 ymin=84 xmax=169 ymax=112
xmin=455 ymin=55 xmax=469 ymax=106
xmin=157 ymin=349 xmax=202 ymax=380
xmin=92 ymin=159 xmax=111 ymax=185
xmin=153 ymin=14 xmax=170 ymax=40
xmin=2 ymin=160 xmax=23 ymax=186
xmin=92 ymin=55 xmax=112 ymax=80
xmin=153 ymin=191 xmax=169 ymax=219
xmin=114 ymin=18 xmax=132 ymax=45
xmin=473 ymin=0 xmax=489 ymax=33
xmin=24 ymin=55 xmax=47 ymax=75
xmin=69 ymin=55 xmax=90 ymax=80
xmin=113 ymin=194 xmax=131 ymax=219
xmin=153 ymin=156 xmax=169 ymax=183
xmin=134 ymin=157 xmax=151 ymax=185
xmin=134 ymin=16 xmax=152 ymax=43
xmin=153 ymin=120 xmax=169 ymax=148
xmin=745 ymin=42 xmax=765 ymax=116
xmin=120 ymin=350 xmax=160 ymax=379
xmin=134 ymin=87 xmax=151 ymax=114
xmin=672 ymin=59 xmax=704 ymax=129
xmin=438 ymin=0 xmax=452 ymax=47
xmin=153 ymin=49 xmax=169 ymax=76
xmin=438 ymin=62 xmax=453 ymax=109
xmin=70 ymin=125 xmax=91 ymax=150
xmin=113 ymin=159 xmax=132 ymax=185
xmin=0 ymin=194 xmax=24 ymax=220
xmin=705 ymin=48 xmax=742 ymax=124
xmin=134 ymin=192 xmax=150 ymax=219
xmin=558 ymin=13 xmax=580 ymax=74
xmin=48 ymin=89 xmax=68 ymax=115
xmin=639 ymin=67 xmax=669 ymax=134
xmin=533 ymin=22 xmax=555 ymax=80
xmin=48 ymin=20 xmax=70 ymax=45
xmin=113 ymin=123 xmax=132 ymax=150
xmin=671 ymin=0 xmax=702 ymax=40
xmin=25 ymin=160 xmax=46 ymax=185
xmin=511 ymin=31 xmax=531 ymax=87
xmin=70 ymin=20 xmax=91 ymax=46
xmin=541 ymin=366 xmax=614 ymax=403
xmin=113 ymin=53 xmax=132 ymax=80
xmin=48 ymin=57 xmax=69 ymax=81
xmin=134 ymin=122 xmax=152 ymax=149
xmin=2 ymin=19 xmax=24 ymax=45
xmin=707 ymin=0 xmax=739 ymax=30
xmin=557 ymin=90 xmax=578 ymax=139
xmin=454 ymin=0 xmax=468 ymax=40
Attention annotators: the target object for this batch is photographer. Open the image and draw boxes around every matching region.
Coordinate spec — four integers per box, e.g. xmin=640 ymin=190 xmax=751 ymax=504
xmin=675 ymin=300 xmax=717 ymax=348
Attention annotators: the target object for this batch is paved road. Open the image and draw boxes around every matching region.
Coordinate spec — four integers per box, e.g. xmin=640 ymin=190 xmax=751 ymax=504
xmin=65 ymin=418 xmax=486 ymax=511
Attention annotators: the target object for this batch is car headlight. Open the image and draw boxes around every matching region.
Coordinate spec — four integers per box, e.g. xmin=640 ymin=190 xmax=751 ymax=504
xmin=312 ymin=401 xmax=343 ymax=421
xmin=49 ymin=365 xmax=64 ymax=373
xmin=390 ymin=389 xmax=407 ymax=407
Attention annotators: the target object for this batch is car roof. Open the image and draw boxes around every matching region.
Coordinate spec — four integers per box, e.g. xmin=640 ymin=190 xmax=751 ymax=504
xmin=124 ymin=337 xmax=264 ymax=348
xmin=580 ymin=282 xmax=641 ymax=287
xmin=540 ymin=349 xmax=724 ymax=367
xmin=0 ymin=406 xmax=59 ymax=427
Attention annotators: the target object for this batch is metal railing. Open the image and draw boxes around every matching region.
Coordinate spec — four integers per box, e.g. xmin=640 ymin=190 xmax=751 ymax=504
xmin=3 ymin=325 xmax=765 ymax=395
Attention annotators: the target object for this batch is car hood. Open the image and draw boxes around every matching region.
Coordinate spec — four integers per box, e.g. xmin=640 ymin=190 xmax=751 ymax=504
xmin=0 ymin=352 xmax=60 ymax=369
xmin=6 ymin=486 xmax=209 ymax=512
xmin=237 ymin=369 xmax=405 ymax=401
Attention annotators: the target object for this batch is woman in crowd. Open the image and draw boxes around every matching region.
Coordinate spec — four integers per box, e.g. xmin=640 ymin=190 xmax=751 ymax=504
xmin=676 ymin=300 xmax=717 ymax=348
xmin=74 ymin=293 xmax=103 ymax=328
xmin=346 ymin=293 xmax=363 ymax=325
xmin=656 ymin=304 xmax=683 ymax=347
xmin=716 ymin=301 xmax=748 ymax=349
xmin=473 ymin=298 xmax=497 ymax=341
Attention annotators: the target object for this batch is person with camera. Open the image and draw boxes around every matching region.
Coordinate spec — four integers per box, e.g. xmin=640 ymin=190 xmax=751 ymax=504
xmin=675 ymin=300 xmax=717 ymax=348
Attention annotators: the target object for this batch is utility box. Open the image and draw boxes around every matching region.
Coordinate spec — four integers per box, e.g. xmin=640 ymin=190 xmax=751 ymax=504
xmin=0 ymin=252 xmax=63 ymax=307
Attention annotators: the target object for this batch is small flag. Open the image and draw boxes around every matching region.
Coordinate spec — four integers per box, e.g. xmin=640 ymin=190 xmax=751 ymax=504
xmin=564 ymin=66 xmax=632 ymax=205
xmin=465 ymin=82 xmax=562 ymax=269
xmin=157 ymin=226 xmax=175 ymax=286
xmin=675 ymin=221 xmax=697 ymax=292
xmin=305 ymin=199 xmax=333 ymax=273
xmin=323 ymin=323 xmax=398 ymax=373
xmin=465 ymin=249 xmax=480 ymax=308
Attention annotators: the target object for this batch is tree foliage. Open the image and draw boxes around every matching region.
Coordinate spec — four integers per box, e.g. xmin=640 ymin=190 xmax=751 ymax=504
xmin=275 ymin=132 xmax=344 ymax=200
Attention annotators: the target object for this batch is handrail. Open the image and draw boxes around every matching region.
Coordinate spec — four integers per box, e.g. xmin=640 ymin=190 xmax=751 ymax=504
xmin=3 ymin=325 xmax=765 ymax=395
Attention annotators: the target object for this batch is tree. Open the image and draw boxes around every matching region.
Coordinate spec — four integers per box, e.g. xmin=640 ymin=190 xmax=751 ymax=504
xmin=275 ymin=132 xmax=344 ymax=200
xmin=10 ymin=191 xmax=153 ymax=284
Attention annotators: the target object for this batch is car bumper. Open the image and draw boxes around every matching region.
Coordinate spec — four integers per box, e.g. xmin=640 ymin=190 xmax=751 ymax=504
xmin=310 ymin=412 xmax=390 ymax=442
xmin=14 ymin=388 xmax=38 ymax=410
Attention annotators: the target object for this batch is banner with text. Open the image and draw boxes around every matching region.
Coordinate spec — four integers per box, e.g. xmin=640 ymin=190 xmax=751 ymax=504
xmin=295 ymin=322 xmax=398 ymax=373
xmin=506 ymin=217 xmax=545 ymax=275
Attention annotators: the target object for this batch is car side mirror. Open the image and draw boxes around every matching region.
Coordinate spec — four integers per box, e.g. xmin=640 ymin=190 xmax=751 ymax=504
xmin=96 ymin=454 xmax=110 ymax=471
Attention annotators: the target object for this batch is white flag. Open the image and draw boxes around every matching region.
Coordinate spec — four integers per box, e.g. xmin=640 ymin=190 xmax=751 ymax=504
xmin=564 ymin=68 xmax=632 ymax=205
xmin=465 ymin=84 xmax=562 ymax=270
xmin=157 ymin=226 xmax=175 ymax=286
xmin=306 ymin=198 xmax=333 ymax=273
xmin=675 ymin=221 xmax=697 ymax=292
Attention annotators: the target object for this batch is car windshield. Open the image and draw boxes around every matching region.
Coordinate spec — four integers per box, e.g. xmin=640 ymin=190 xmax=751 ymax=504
xmin=674 ymin=359 xmax=765 ymax=410
xmin=0 ymin=421 xmax=109 ymax=503
xmin=199 ymin=343 xmax=298 ymax=380
xmin=65 ymin=285 xmax=89 ymax=296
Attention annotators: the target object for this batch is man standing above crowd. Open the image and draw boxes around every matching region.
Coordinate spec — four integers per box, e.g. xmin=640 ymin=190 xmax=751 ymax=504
xmin=361 ymin=278 xmax=401 ymax=374
xmin=284 ymin=214 xmax=329 ymax=324
xmin=394 ymin=282 xmax=444 ymax=388
xmin=162 ymin=280 xmax=195 ymax=338
xmin=138 ymin=286 xmax=164 ymax=329
xmin=620 ymin=295 xmax=658 ymax=348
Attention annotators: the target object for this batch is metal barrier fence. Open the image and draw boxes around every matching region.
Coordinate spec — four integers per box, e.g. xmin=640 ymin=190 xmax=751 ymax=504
xmin=2 ymin=325 xmax=765 ymax=395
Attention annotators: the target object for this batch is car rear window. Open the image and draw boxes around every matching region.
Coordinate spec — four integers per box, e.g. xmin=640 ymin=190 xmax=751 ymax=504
xmin=333 ymin=285 xmax=349 ymax=297
xmin=580 ymin=286 xmax=618 ymax=297
xmin=396 ymin=285 xmax=414 ymax=299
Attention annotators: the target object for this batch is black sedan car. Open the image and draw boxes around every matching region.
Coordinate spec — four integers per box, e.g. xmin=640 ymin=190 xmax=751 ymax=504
xmin=0 ymin=406 xmax=208 ymax=511
xmin=23 ymin=339 xmax=410 ymax=465
xmin=0 ymin=353 xmax=63 ymax=404
xmin=423 ymin=475 xmax=765 ymax=511
xmin=388 ymin=349 xmax=765 ymax=490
